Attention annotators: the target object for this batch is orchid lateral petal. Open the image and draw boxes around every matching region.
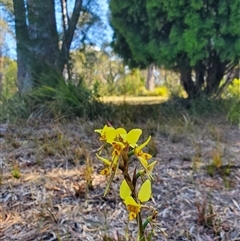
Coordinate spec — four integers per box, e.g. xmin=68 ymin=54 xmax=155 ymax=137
xmin=138 ymin=179 xmax=152 ymax=203
xmin=96 ymin=154 xmax=111 ymax=166
xmin=138 ymin=160 xmax=157 ymax=176
xmin=94 ymin=125 xmax=107 ymax=133
xmin=100 ymin=167 xmax=110 ymax=176
xmin=138 ymin=156 xmax=154 ymax=180
xmin=138 ymin=156 xmax=148 ymax=168
xmin=135 ymin=135 xmax=151 ymax=154
xmin=94 ymin=129 xmax=102 ymax=134
xmin=147 ymin=161 xmax=157 ymax=173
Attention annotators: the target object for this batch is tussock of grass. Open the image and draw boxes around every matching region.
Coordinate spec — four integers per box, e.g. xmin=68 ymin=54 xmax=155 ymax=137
xmin=227 ymin=100 xmax=240 ymax=125
xmin=0 ymin=80 xmax=112 ymax=122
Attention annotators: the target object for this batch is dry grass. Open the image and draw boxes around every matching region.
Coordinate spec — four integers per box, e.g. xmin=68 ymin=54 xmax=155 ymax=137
xmin=0 ymin=117 xmax=240 ymax=241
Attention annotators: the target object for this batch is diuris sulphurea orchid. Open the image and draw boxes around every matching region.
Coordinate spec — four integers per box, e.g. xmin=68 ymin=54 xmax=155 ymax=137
xmin=94 ymin=124 xmax=158 ymax=240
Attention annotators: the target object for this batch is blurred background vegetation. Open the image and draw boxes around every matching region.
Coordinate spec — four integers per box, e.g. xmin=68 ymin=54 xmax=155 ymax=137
xmin=0 ymin=0 xmax=239 ymax=124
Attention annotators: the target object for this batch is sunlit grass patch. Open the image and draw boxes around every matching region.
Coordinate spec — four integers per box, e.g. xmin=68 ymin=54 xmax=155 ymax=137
xmin=99 ymin=95 xmax=168 ymax=105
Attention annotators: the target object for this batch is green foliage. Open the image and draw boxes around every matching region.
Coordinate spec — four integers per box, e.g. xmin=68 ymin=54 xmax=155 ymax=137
xmin=186 ymin=97 xmax=234 ymax=118
xmin=72 ymin=47 xmax=125 ymax=96
xmin=0 ymin=76 xmax=112 ymax=121
xmin=1 ymin=58 xmax=18 ymax=99
xmin=110 ymin=0 xmax=150 ymax=68
xmin=28 ymin=78 xmax=110 ymax=119
xmin=110 ymin=0 xmax=240 ymax=97
xmin=72 ymin=48 xmax=150 ymax=97
xmin=147 ymin=0 xmax=240 ymax=67
xmin=115 ymin=68 xmax=145 ymax=95
xmin=227 ymin=100 xmax=240 ymax=125
xmin=0 ymin=93 xmax=32 ymax=121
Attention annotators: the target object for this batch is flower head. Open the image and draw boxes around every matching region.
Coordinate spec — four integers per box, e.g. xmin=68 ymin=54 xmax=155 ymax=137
xmin=94 ymin=125 xmax=117 ymax=143
xmin=124 ymin=196 xmax=141 ymax=220
xmin=134 ymin=136 xmax=154 ymax=179
xmin=96 ymin=154 xmax=118 ymax=176
xmin=120 ymin=179 xmax=152 ymax=221
xmin=120 ymin=129 xmax=142 ymax=147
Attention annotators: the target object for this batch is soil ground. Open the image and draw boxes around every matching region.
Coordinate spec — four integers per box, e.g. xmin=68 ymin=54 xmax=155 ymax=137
xmin=1 ymin=116 xmax=240 ymax=241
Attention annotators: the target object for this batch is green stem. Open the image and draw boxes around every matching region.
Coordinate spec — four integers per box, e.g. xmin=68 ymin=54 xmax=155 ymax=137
xmin=137 ymin=213 xmax=144 ymax=241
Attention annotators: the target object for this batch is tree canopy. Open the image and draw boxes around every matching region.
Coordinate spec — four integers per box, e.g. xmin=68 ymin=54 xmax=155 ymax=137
xmin=110 ymin=0 xmax=240 ymax=98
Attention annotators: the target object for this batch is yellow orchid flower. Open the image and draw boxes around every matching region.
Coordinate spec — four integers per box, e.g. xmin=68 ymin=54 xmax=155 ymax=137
xmin=124 ymin=196 xmax=141 ymax=221
xmin=94 ymin=125 xmax=109 ymax=140
xmin=134 ymin=137 xmax=152 ymax=161
xmin=96 ymin=154 xmax=120 ymax=196
xmin=94 ymin=125 xmax=117 ymax=143
xmin=120 ymin=179 xmax=152 ymax=221
xmin=120 ymin=129 xmax=142 ymax=147
xmin=96 ymin=154 xmax=118 ymax=176
xmin=134 ymin=136 xmax=154 ymax=179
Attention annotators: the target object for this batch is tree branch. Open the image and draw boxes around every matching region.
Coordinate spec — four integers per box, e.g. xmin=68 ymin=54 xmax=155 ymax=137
xmin=60 ymin=0 xmax=71 ymax=78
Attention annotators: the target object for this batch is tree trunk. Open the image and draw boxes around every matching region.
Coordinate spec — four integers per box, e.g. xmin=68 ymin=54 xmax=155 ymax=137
xmin=231 ymin=66 xmax=240 ymax=79
xmin=13 ymin=0 xmax=32 ymax=93
xmin=205 ymin=51 xmax=226 ymax=96
xmin=27 ymin=0 xmax=60 ymax=87
xmin=145 ymin=63 xmax=155 ymax=91
xmin=194 ymin=63 xmax=205 ymax=93
xmin=0 ymin=54 xmax=2 ymax=96
xmin=179 ymin=65 xmax=197 ymax=99
xmin=13 ymin=0 xmax=83 ymax=93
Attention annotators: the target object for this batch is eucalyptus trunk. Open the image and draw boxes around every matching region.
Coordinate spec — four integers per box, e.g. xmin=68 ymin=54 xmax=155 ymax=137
xmin=27 ymin=0 xmax=60 ymax=87
xmin=13 ymin=0 xmax=32 ymax=93
xmin=145 ymin=64 xmax=155 ymax=91
xmin=13 ymin=0 xmax=83 ymax=93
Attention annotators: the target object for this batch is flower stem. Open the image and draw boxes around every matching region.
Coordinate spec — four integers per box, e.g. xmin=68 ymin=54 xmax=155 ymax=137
xmin=137 ymin=213 xmax=144 ymax=241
